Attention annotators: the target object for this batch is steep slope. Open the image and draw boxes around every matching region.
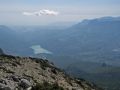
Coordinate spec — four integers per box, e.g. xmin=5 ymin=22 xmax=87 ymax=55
xmin=51 ymin=16 xmax=120 ymax=56
xmin=0 ymin=54 xmax=102 ymax=90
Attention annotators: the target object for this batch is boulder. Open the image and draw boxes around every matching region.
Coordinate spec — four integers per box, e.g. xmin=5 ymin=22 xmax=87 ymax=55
xmin=0 ymin=79 xmax=7 ymax=85
xmin=20 ymin=79 xmax=32 ymax=89
xmin=0 ymin=83 xmax=11 ymax=90
xmin=0 ymin=78 xmax=17 ymax=90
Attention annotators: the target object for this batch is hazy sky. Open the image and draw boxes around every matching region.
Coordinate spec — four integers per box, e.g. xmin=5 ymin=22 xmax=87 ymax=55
xmin=0 ymin=0 xmax=120 ymax=25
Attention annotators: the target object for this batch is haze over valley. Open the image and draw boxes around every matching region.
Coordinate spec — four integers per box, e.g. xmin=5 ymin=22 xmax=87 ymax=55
xmin=0 ymin=0 xmax=120 ymax=90
xmin=0 ymin=16 xmax=120 ymax=90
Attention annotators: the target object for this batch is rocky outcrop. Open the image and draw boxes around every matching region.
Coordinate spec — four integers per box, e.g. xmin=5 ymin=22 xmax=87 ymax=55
xmin=0 ymin=54 xmax=103 ymax=90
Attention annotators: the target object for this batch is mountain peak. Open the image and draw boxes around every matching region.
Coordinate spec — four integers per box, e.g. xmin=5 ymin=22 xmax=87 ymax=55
xmin=79 ymin=16 xmax=120 ymax=25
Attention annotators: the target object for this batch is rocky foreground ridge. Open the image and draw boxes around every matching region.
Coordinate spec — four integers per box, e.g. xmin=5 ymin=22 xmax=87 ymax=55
xmin=0 ymin=53 xmax=102 ymax=90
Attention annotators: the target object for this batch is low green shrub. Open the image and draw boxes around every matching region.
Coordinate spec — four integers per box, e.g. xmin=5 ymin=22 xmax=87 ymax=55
xmin=32 ymin=81 xmax=64 ymax=90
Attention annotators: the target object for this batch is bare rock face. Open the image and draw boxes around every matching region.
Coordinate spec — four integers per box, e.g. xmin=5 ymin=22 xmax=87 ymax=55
xmin=0 ymin=54 xmax=103 ymax=90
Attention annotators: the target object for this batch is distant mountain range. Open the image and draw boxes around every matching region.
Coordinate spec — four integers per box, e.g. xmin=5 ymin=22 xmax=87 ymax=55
xmin=0 ymin=16 xmax=120 ymax=65
xmin=0 ymin=16 xmax=120 ymax=90
xmin=42 ymin=16 xmax=120 ymax=66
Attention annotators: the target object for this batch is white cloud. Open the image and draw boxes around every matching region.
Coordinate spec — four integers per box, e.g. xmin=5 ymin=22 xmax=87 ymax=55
xmin=23 ymin=9 xmax=59 ymax=16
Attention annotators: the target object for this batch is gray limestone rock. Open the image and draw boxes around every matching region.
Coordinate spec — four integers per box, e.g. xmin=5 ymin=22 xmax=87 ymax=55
xmin=0 ymin=83 xmax=11 ymax=90
xmin=20 ymin=79 xmax=32 ymax=89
